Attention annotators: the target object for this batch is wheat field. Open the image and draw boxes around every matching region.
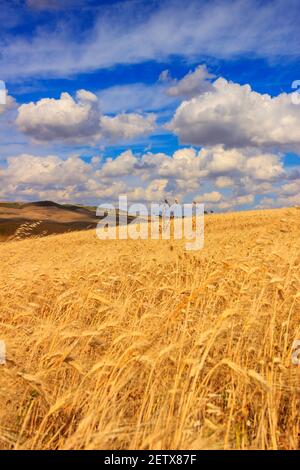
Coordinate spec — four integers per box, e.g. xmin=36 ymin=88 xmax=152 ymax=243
xmin=0 ymin=207 xmax=299 ymax=450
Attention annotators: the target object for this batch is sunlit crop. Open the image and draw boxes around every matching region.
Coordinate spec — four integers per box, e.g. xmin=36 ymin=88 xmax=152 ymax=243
xmin=0 ymin=207 xmax=299 ymax=449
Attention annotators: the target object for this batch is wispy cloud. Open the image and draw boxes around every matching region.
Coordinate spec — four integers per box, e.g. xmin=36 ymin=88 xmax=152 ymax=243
xmin=97 ymin=82 xmax=176 ymax=114
xmin=1 ymin=0 xmax=300 ymax=81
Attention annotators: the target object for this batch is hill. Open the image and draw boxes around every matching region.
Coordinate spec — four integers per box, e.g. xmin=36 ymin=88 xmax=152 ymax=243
xmin=0 ymin=201 xmax=135 ymax=241
xmin=0 ymin=207 xmax=299 ymax=450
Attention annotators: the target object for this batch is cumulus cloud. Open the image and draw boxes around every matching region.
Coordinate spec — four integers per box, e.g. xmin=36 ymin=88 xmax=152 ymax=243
xmin=245 ymin=154 xmax=285 ymax=180
xmin=126 ymin=179 xmax=170 ymax=203
xmin=0 ymin=94 xmax=17 ymax=115
xmin=16 ymin=90 xmax=156 ymax=143
xmin=16 ymin=90 xmax=100 ymax=142
xmin=269 ymin=176 xmax=300 ymax=207
xmin=257 ymin=185 xmax=300 ymax=209
xmin=168 ymin=78 xmax=300 ymax=152
xmin=100 ymin=113 xmax=156 ymax=141
xmin=281 ymin=181 xmax=300 ymax=196
xmin=101 ymin=151 xmax=137 ymax=177
xmin=0 ymin=153 xmax=126 ymax=202
xmin=166 ymin=65 xmax=215 ymax=99
xmin=0 ymin=145 xmax=290 ymax=210
xmin=200 ymin=191 xmax=222 ymax=203
xmin=133 ymin=146 xmax=286 ymax=200
xmin=199 ymin=146 xmax=285 ymax=181
xmin=215 ymin=176 xmax=234 ymax=188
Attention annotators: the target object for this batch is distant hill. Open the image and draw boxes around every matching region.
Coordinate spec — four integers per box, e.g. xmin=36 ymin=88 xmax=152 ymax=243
xmin=0 ymin=200 xmax=135 ymax=241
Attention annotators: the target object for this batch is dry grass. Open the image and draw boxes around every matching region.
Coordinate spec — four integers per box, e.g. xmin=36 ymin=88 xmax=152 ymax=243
xmin=0 ymin=201 xmax=102 ymax=242
xmin=0 ymin=207 xmax=299 ymax=450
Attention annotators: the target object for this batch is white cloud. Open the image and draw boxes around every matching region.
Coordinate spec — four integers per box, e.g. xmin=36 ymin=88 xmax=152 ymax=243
xmin=200 ymin=146 xmax=246 ymax=175
xmin=167 ymin=65 xmax=215 ymax=99
xmin=277 ymin=193 xmax=300 ymax=206
xmin=100 ymin=113 xmax=156 ymax=141
xmin=2 ymin=1 xmax=300 ymax=80
xmin=159 ymin=70 xmax=171 ymax=82
xmin=101 ymin=151 xmax=136 ymax=177
xmin=215 ymin=176 xmax=234 ymax=188
xmin=200 ymin=191 xmax=222 ymax=203
xmin=16 ymin=90 xmax=156 ymax=143
xmin=168 ymin=78 xmax=300 ymax=152
xmin=257 ymin=189 xmax=300 ymax=209
xmin=97 ymin=83 xmax=175 ymax=114
xmin=234 ymin=194 xmax=255 ymax=206
xmin=1 ymin=153 xmax=89 ymax=187
xmin=0 ymin=95 xmax=17 ymax=115
xmin=0 ymin=145 xmax=290 ymax=210
xmin=16 ymin=90 xmax=100 ymax=142
xmin=245 ymin=154 xmax=285 ymax=180
xmin=198 ymin=146 xmax=285 ymax=182
xmin=281 ymin=181 xmax=300 ymax=196
xmin=126 ymin=179 xmax=169 ymax=203
xmin=0 ymin=153 xmax=126 ymax=202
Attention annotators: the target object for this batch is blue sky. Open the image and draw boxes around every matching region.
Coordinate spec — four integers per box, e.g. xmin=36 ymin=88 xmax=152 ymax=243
xmin=0 ymin=0 xmax=300 ymax=210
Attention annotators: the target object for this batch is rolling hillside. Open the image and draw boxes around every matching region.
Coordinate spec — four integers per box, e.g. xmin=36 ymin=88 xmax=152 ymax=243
xmin=0 ymin=201 xmax=135 ymax=241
